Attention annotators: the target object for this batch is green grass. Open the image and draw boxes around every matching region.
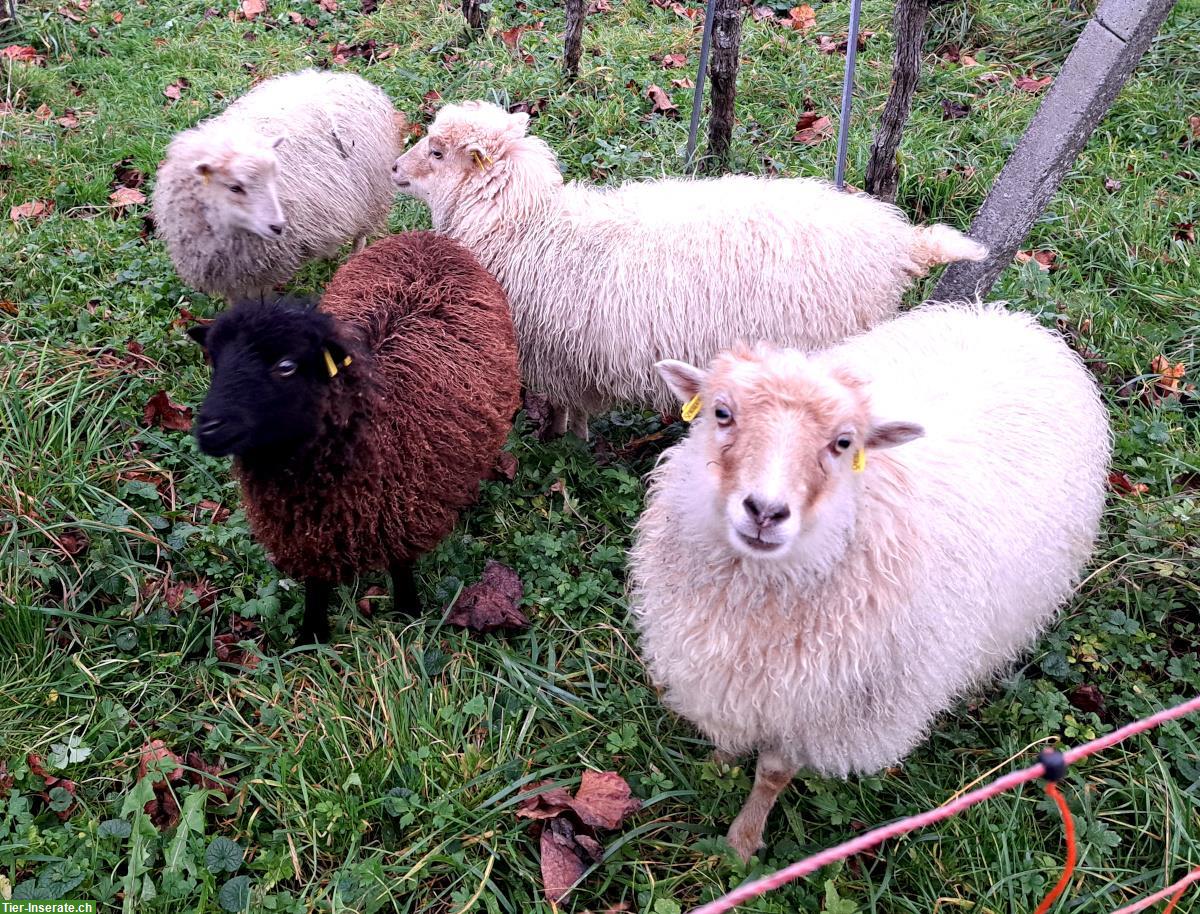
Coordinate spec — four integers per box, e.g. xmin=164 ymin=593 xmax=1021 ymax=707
xmin=1 ymin=0 xmax=1198 ymax=910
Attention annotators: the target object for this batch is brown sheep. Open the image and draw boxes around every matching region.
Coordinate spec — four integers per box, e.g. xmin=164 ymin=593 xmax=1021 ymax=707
xmin=189 ymin=232 xmax=520 ymax=642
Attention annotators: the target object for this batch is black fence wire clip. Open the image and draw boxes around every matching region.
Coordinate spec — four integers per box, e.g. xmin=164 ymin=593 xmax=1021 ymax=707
xmin=1038 ymin=747 xmax=1069 ymax=783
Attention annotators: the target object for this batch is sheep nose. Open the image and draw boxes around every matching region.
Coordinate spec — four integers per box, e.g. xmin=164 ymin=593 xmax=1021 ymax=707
xmin=269 ymin=223 xmax=284 ymax=235
xmin=743 ymin=496 xmax=790 ymax=527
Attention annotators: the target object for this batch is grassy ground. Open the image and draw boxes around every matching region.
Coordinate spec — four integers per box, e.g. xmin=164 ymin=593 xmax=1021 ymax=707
xmin=1 ymin=0 xmax=1198 ymax=910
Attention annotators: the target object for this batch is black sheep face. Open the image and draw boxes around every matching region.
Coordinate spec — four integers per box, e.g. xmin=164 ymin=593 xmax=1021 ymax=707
xmin=189 ymin=298 xmax=351 ymax=460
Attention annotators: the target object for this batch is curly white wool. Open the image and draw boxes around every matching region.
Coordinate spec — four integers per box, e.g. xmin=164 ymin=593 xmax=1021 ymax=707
xmin=392 ymin=101 xmax=987 ymax=436
xmin=153 ymin=69 xmax=401 ymax=301
xmin=629 ymin=304 xmax=1109 ymax=831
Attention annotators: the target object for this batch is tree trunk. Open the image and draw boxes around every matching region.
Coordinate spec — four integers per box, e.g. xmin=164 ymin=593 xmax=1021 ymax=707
xmin=462 ymin=0 xmax=489 ymax=34
xmin=935 ymin=0 xmax=1178 ymax=300
xmin=704 ymin=0 xmax=742 ymax=173
xmin=864 ymin=0 xmax=931 ymax=201
xmin=563 ymin=0 xmax=584 ymax=78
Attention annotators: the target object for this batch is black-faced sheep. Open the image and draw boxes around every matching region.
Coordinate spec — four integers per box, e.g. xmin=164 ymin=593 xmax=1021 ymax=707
xmin=629 ymin=303 xmax=1110 ymax=861
xmin=154 ymin=69 xmax=403 ymax=302
xmin=190 ymin=232 xmax=520 ymax=642
xmin=391 ymin=100 xmax=987 ymax=438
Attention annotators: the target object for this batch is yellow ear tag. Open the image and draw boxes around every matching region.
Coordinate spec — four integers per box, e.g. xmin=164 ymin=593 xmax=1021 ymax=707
xmin=681 ymin=395 xmax=702 ymax=423
xmin=323 ymin=349 xmax=340 ymax=379
xmin=852 ymin=448 xmax=867 ymax=473
xmin=472 ymin=150 xmax=493 ymax=169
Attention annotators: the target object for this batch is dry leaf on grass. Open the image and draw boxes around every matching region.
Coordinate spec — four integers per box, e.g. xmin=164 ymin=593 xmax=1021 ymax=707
xmin=522 ymin=390 xmax=555 ymax=440
xmin=57 ymin=110 xmax=80 ymax=129
xmin=793 ymin=112 xmax=832 ymax=145
xmin=661 ymin=53 xmax=687 ymax=69
xmin=143 ymin=390 xmax=193 ymax=431
xmin=941 ymin=98 xmax=970 ymax=120
xmin=1173 ymin=221 xmax=1195 ymax=244
xmin=491 ymin=450 xmax=519 ymax=482
xmin=110 ymin=186 xmax=146 ymax=210
xmin=58 ymin=528 xmax=91 ymax=557
xmin=646 ymin=84 xmax=678 ymax=116
xmin=11 ymin=200 xmax=52 ymax=222
xmin=1014 ymin=74 xmax=1052 ymax=93
xmin=1108 ymin=471 xmax=1149 ymax=496
xmin=517 ymin=771 xmax=641 ymax=903
xmin=139 ymin=740 xmax=184 ymax=785
xmin=1014 ymin=249 xmax=1057 ymax=271
xmin=785 ymin=4 xmax=816 ymax=31
xmin=446 ymin=561 xmax=528 ymax=633
xmin=163 ymin=77 xmax=189 ymax=101
xmin=241 ymin=0 xmax=268 ymax=18
xmin=2 ymin=45 xmax=46 ymax=64
xmin=671 ymin=76 xmax=695 ymax=89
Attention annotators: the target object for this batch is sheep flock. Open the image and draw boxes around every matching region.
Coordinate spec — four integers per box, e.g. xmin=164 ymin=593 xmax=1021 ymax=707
xmin=144 ymin=67 xmax=1116 ymax=865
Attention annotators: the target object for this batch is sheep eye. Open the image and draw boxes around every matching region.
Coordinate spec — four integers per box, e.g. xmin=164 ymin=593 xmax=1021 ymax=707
xmin=430 ymin=149 xmax=443 ymax=160
xmin=714 ymin=406 xmax=733 ymax=426
xmin=274 ymin=358 xmax=297 ymax=378
xmin=834 ymin=436 xmax=853 ymax=453
xmin=229 ymin=184 xmax=246 ymax=195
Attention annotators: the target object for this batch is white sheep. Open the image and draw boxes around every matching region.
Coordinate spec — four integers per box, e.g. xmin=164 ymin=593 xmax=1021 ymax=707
xmin=153 ymin=69 xmax=402 ymax=301
xmin=628 ymin=303 xmax=1111 ymax=861
xmin=391 ymin=101 xmax=987 ymax=437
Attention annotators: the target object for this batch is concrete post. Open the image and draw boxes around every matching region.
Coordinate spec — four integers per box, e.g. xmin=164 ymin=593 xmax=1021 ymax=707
xmin=934 ymin=0 xmax=1178 ymax=302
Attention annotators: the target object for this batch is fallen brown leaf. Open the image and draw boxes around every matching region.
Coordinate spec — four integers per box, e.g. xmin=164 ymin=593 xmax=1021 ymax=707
xmin=499 ymin=24 xmax=528 ymax=48
xmin=1014 ymin=74 xmax=1052 ymax=94
xmin=34 ymin=103 xmax=53 ymax=121
xmin=1151 ymin=354 xmax=1186 ymax=397
xmin=0 ymin=300 xmax=17 ymax=316
xmin=793 ymin=112 xmax=832 ymax=145
xmin=288 ymin=10 xmax=303 ymax=22
xmin=420 ymin=89 xmax=443 ymax=117
xmin=0 ymin=762 xmax=12 ymax=800
xmin=1069 ymin=683 xmax=1107 ymax=716
xmin=10 ymin=200 xmax=52 ymax=223
xmin=356 ymin=584 xmax=388 ymax=617
xmin=960 ymin=54 xmax=978 ymax=66
xmin=446 ymin=561 xmax=528 ymax=633
xmin=1103 ymin=177 xmax=1121 ymax=193
xmin=523 ymin=390 xmax=554 ymax=440
xmin=569 ymin=770 xmax=642 ymax=830
xmin=112 ymin=10 xmax=123 ymax=21
xmin=1108 ymin=471 xmax=1148 ymax=496
xmin=646 ymin=84 xmax=678 ymax=116
xmin=163 ymin=77 xmax=189 ymax=101
xmin=58 ymin=6 xmax=84 ymax=22
xmin=941 ymin=98 xmax=970 ymax=120
xmin=540 ymin=816 xmax=595 ymax=902
xmin=587 ymin=0 xmax=611 ymax=11
xmin=214 ymin=615 xmax=263 ymax=671
xmin=185 ymin=751 xmax=237 ymax=798
xmin=1 ymin=45 xmax=45 ymax=65
xmin=145 ymin=786 xmax=180 ymax=830
xmin=113 ymin=157 xmax=146 ymax=189
xmin=58 ymin=528 xmax=90 ymax=557
xmin=785 ymin=3 xmax=815 ymax=31
xmin=318 ymin=0 xmax=337 ymax=9
xmin=197 ymin=499 xmax=231 ymax=524
xmin=661 ymin=52 xmax=687 ymax=68
xmin=671 ymin=76 xmax=695 ymax=89
xmin=139 ymin=740 xmax=184 ymax=785
xmin=816 ymin=31 xmax=872 ymax=53
xmin=57 ymin=110 xmax=80 ymax=129
xmin=492 ymin=450 xmax=518 ymax=482
xmin=110 ymin=186 xmax=147 ymax=210
xmin=241 ymin=0 xmax=267 ymax=18
xmin=1015 ymin=249 xmax=1057 ymax=271
xmin=1173 ymin=221 xmax=1195 ymax=244
xmin=142 ymin=390 xmax=193 ymax=432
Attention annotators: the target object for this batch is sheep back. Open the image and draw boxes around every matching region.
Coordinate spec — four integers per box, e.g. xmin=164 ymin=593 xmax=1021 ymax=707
xmin=630 ymin=304 xmax=1110 ymax=777
xmin=153 ymin=69 xmax=400 ymax=299
xmin=237 ymin=231 xmax=520 ymax=582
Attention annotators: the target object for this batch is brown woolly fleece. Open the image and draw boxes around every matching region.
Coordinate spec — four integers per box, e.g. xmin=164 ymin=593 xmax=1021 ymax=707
xmin=237 ymin=231 xmax=520 ymax=583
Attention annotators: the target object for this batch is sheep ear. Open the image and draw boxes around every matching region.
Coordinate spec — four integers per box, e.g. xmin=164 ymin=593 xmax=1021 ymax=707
xmin=187 ymin=325 xmax=209 ymax=348
xmin=656 ymin=359 xmax=705 ymax=402
xmin=464 ymin=140 xmax=494 ymax=169
xmin=194 ymin=161 xmax=214 ymax=177
xmin=865 ymin=420 xmax=924 ymax=450
xmin=506 ymin=111 xmax=530 ymax=137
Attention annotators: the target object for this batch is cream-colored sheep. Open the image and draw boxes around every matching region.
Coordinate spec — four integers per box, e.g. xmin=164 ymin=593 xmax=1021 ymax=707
xmin=391 ymin=101 xmax=987 ymax=438
xmin=628 ymin=303 xmax=1111 ymax=861
xmin=153 ymin=69 xmax=402 ymax=301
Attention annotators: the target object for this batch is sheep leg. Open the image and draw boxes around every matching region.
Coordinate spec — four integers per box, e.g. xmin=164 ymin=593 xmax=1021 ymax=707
xmin=389 ymin=562 xmax=421 ymax=617
xmin=550 ymin=402 xmax=570 ymax=437
xmin=299 ymin=578 xmax=332 ymax=644
xmin=726 ymin=750 xmax=797 ymax=863
xmin=568 ymin=407 xmax=590 ymax=441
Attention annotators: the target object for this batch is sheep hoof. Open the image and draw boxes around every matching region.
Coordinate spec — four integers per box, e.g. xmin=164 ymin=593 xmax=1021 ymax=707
xmin=724 ymin=815 xmax=763 ymax=858
xmin=725 ymin=816 xmax=765 ymax=865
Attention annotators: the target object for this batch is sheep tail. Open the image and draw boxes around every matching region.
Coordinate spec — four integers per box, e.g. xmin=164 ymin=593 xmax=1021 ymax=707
xmin=911 ymin=224 xmax=988 ymax=268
